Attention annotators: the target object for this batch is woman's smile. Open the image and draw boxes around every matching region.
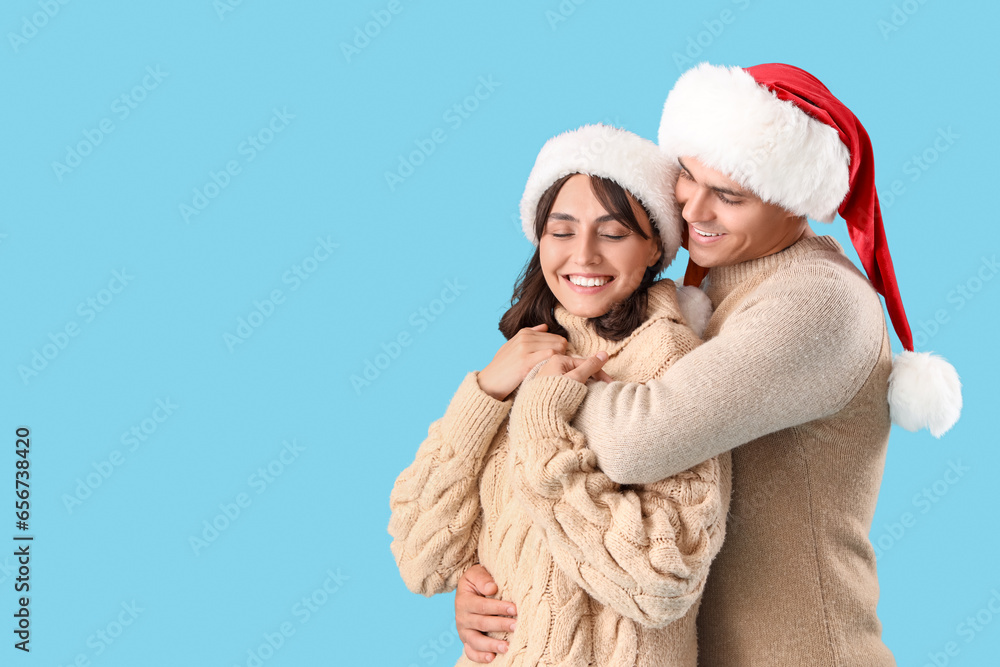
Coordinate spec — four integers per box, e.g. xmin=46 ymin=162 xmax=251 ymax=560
xmin=564 ymin=273 xmax=614 ymax=290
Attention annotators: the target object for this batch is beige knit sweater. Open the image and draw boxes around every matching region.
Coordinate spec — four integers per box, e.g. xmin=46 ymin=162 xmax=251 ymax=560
xmin=388 ymin=280 xmax=731 ymax=666
xmin=569 ymin=236 xmax=897 ymax=666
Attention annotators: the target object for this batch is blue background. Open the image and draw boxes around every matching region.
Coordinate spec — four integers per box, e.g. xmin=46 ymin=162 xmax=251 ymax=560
xmin=2 ymin=1 xmax=998 ymax=665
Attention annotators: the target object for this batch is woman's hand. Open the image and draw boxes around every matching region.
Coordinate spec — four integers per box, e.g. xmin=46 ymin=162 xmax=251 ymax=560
xmin=535 ymin=351 xmax=612 ymax=383
xmin=455 ymin=565 xmax=517 ymax=663
xmin=477 ymin=324 xmax=568 ymax=400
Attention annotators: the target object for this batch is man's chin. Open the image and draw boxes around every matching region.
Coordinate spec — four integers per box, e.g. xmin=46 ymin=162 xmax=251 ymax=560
xmin=688 ymin=250 xmax=723 ymax=269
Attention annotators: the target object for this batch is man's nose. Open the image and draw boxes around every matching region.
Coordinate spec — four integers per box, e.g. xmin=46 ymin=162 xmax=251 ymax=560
xmin=681 ymin=187 xmax=714 ymax=223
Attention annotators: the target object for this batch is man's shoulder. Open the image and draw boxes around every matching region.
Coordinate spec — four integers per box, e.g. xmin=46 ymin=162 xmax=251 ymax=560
xmin=759 ymin=239 xmax=883 ymax=315
xmin=720 ymin=239 xmax=888 ymax=347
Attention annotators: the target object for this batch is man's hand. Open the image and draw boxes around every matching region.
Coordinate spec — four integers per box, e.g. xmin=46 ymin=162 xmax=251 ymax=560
xmin=455 ymin=565 xmax=516 ymax=663
xmin=535 ymin=351 xmax=612 ymax=384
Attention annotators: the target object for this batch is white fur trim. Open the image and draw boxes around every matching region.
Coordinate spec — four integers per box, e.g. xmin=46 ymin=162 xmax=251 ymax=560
xmin=675 ymin=284 xmax=712 ymax=338
xmin=519 ymin=124 xmax=682 ymax=266
xmin=888 ymin=350 xmax=962 ymax=438
xmin=658 ymin=63 xmax=851 ymax=223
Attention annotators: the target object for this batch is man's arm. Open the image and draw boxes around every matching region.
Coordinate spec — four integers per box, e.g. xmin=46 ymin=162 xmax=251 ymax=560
xmin=509 ymin=374 xmax=730 ymax=627
xmin=575 ymin=266 xmax=886 ymax=484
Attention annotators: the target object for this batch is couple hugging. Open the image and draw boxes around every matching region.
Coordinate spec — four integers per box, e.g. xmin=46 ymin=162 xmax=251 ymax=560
xmin=388 ymin=62 xmax=962 ymax=666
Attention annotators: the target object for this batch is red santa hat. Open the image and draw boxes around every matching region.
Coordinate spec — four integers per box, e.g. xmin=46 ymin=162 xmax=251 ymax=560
xmin=659 ymin=62 xmax=961 ymax=437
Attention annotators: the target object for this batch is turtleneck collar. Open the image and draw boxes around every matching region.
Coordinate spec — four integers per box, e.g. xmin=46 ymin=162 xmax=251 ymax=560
xmin=553 ymin=279 xmax=683 ymax=358
xmin=704 ymin=235 xmax=844 ymax=305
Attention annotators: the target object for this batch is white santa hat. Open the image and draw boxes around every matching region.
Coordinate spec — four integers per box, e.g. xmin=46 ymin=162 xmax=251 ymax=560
xmin=659 ymin=62 xmax=961 ymax=438
xmin=519 ymin=124 xmax=682 ymax=267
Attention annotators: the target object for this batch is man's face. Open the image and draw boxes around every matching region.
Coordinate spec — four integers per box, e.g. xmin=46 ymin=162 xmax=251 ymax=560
xmin=674 ymin=156 xmax=810 ymax=268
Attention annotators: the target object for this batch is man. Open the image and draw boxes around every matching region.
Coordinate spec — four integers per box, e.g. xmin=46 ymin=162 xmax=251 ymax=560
xmin=455 ymin=63 xmax=961 ymax=665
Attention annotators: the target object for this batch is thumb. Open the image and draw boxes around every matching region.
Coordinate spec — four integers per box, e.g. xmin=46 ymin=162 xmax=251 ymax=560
xmin=465 ymin=564 xmax=498 ymax=596
xmin=530 ymin=323 xmax=548 ymax=331
xmin=565 ymin=351 xmax=608 ymax=384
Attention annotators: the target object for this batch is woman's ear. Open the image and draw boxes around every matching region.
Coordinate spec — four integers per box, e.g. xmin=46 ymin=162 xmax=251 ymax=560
xmin=648 ymin=232 xmax=663 ymax=267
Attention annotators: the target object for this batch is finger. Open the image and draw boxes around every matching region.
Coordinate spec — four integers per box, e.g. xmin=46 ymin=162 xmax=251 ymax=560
xmin=529 ymin=323 xmax=547 ymax=331
xmin=464 ymin=641 xmax=498 ymax=663
xmin=517 ymin=333 xmax=568 ymax=351
xmin=530 ymin=348 xmax=569 ymax=364
xmin=455 ymin=579 xmax=516 ymax=618
xmin=591 ymin=369 xmax=613 ymax=383
xmin=464 ymin=565 xmax=499 ymax=597
xmin=565 ymin=351 xmax=609 ymax=383
xmin=533 ymin=353 xmax=571 ymax=377
xmin=469 ymin=595 xmax=517 ymax=617
xmin=463 ymin=612 xmax=518 ymax=634
xmin=536 ymin=354 xmax=585 ymax=374
xmin=462 ymin=630 xmax=509 ymax=659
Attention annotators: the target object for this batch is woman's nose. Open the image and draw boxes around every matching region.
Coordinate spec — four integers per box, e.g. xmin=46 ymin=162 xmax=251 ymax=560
xmin=572 ymin=233 xmax=601 ymax=265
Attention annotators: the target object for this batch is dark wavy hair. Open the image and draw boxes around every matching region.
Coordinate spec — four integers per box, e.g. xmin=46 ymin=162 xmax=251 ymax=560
xmin=499 ymin=174 xmax=665 ymax=342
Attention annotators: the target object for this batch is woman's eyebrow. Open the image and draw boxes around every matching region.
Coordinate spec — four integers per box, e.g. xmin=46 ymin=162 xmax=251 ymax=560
xmin=548 ymin=213 xmax=619 ymax=223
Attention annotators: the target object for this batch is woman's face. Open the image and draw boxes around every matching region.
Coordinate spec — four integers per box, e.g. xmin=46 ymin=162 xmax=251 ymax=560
xmin=539 ymin=174 xmax=662 ymax=319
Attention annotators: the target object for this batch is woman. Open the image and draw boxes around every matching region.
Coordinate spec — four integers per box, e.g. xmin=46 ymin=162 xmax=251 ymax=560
xmin=388 ymin=124 xmax=730 ymax=666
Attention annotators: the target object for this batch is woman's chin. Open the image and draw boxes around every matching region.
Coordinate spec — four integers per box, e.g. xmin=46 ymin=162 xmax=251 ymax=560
xmin=557 ymin=299 xmax=609 ymax=319
xmin=558 ymin=296 xmax=621 ymax=320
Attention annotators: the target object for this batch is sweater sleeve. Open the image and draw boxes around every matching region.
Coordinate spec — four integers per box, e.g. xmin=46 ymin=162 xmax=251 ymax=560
xmin=509 ymin=374 xmax=731 ymax=628
xmin=575 ymin=266 xmax=886 ymax=484
xmin=388 ymin=372 xmax=512 ymax=597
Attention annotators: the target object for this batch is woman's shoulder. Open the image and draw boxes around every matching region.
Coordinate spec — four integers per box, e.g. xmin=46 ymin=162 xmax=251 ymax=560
xmin=645 ymin=279 xmax=712 ymax=337
xmin=645 ymin=279 xmax=685 ymax=321
xmin=607 ymin=280 xmax=703 ymax=380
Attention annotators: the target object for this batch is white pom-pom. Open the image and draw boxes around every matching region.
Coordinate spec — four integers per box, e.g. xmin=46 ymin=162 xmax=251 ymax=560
xmin=675 ymin=284 xmax=713 ymax=338
xmin=888 ymin=351 xmax=962 ymax=438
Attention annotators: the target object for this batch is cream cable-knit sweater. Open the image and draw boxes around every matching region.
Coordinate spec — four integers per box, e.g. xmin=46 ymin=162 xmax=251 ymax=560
xmin=568 ymin=236 xmax=897 ymax=666
xmin=388 ymin=280 xmax=731 ymax=667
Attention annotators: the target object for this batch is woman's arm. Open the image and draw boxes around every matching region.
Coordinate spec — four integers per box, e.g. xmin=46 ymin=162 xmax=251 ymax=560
xmin=575 ymin=268 xmax=886 ymax=484
xmin=509 ymin=374 xmax=731 ymax=628
xmin=388 ymin=372 xmax=511 ymax=597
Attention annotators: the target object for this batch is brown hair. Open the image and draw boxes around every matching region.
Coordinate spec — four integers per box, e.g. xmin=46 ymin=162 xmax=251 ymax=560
xmin=499 ymin=174 xmax=665 ymax=342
